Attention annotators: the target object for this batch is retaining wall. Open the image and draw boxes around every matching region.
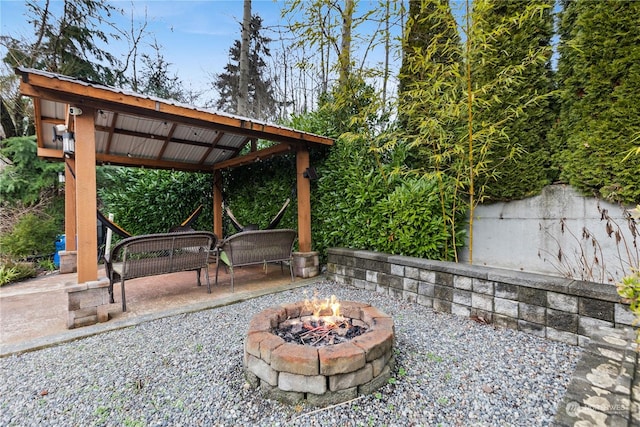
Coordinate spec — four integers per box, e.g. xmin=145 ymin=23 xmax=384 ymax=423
xmin=326 ymin=248 xmax=640 ymax=425
xmin=326 ymin=248 xmax=635 ymax=346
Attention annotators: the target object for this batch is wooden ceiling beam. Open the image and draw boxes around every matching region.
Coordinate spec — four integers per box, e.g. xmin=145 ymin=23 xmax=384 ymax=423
xmin=213 ymin=143 xmax=294 ymax=171
xmin=104 ymin=112 xmax=118 ymax=155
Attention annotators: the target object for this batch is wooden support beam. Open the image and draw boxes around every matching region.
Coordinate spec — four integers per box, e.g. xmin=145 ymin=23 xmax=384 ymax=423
xmin=213 ymin=170 xmax=223 ymax=239
xmin=74 ymin=107 xmax=98 ymax=282
xmin=296 ymin=147 xmax=312 ymax=252
xmin=64 ymin=158 xmax=77 ymax=251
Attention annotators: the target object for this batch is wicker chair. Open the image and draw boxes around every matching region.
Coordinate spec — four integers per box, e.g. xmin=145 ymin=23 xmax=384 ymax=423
xmin=215 ymin=229 xmax=297 ymax=292
xmin=104 ymin=231 xmax=217 ymax=311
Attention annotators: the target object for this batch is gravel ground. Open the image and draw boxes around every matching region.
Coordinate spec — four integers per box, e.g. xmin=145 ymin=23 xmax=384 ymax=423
xmin=1 ymin=280 xmax=581 ymax=427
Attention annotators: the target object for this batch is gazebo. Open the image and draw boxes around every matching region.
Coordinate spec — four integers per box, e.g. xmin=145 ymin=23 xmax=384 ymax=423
xmin=15 ymin=67 xmax=334 ymax=285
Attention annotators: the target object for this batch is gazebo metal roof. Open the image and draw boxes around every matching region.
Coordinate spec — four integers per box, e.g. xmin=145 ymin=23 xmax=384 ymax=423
xmin=16 ymin=67 xmax=333 ymax=284
xmin=16 ymin=67 xmax=333 ymax=172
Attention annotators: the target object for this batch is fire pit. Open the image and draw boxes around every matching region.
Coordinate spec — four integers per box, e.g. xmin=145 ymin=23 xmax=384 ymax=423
xmin=244 ymin=295 xmax=395 ymax=406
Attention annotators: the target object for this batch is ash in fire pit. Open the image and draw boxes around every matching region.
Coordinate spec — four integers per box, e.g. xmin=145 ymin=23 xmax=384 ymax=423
xmin=275 ymin=316 xmax=368 ymax=347
xmin=244 ymin=294 xmax=395 ymax=407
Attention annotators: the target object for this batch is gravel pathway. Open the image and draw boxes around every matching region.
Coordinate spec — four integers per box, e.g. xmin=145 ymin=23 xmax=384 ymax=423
xmin=1 ymin=281 xmax=581 ymax=426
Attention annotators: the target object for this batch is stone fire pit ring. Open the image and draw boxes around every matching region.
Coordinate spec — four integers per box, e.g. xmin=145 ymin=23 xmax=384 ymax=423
xmin=244 ymin=300 xmax=395 ymax=406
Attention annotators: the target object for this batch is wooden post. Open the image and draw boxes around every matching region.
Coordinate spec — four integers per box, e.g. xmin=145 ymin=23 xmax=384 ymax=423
xmin=64 ymin=157 xmax=77 ymax=251
xmin=296 ymin=147 xmax=312 ymax=252
xmin=74 ymin=107 xmax=98 ymax=283
xmin=213 ymin=170 xmax=223 ymax=239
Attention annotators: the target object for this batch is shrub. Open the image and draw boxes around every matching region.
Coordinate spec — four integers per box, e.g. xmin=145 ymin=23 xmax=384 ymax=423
xmin=372 ymin=174 xmax=465 ymax=260
xmin=0 ymin=212 xmax=59 ymax=258
xmin=0 ymin=259 xmax=37 ymax=286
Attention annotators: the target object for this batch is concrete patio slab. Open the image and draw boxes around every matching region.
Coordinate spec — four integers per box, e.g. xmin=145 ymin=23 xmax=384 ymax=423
xmin=1 ymin=263 xmax=320 ymax=357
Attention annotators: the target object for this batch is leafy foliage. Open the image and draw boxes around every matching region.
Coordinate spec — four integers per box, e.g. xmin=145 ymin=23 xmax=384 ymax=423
xmin=372 ymin=174 xmax=465 ymax=260
xmin=313 ymin=134 xmax=464 ymax=261
xmin=470 ymin=0 xmax=555 ymax=201
xmin=222 ymin=155 xmax=298 ymax=237
xmin=2 ymin=0 xmax=122 ymax=85
xmin=0 ymin=136 xmax=62 ymax=205
xmin=97 ymin=168 xmax=213 ymax=236
xmin=0 ymin=260 xmax=37 ymax=286
xmin=555 ymin=0 xmax=640 ymax=204
xmin=0 ymin=212 xmax=59 ymax=258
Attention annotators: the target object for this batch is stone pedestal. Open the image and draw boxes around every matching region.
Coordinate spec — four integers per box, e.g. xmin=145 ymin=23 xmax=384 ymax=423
xmin=293 ymin=251 xmax=319 ymax=278
xmin=59 ymin=250 xmax=77 ymax=274
xmin=66 ymin=278 xmax=115 ymax=328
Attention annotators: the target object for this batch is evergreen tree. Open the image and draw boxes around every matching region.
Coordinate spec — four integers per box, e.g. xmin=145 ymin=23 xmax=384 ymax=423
xmin=138 ymin=40 xmax=188 ymax=102
xmin=1 ymin=0 xmax=123 ymax=138
xmin=397 ymin=0 xmax=463 ymax=170
xmin=471 ymin=0 xmax=555 ymax=201
xmin=213 ymin=14 xmax=278 ymax=120
xmin=1 ymin=0 xmax=121 ymax=84
xmin=556 ymin=0 xmax=640 ymax=204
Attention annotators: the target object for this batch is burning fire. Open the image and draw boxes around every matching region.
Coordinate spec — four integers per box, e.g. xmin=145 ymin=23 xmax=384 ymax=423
xmin=304 ymin=293 xmax=344 ymax=323
xmin=276 ymin=292 xmax=368 ymax=346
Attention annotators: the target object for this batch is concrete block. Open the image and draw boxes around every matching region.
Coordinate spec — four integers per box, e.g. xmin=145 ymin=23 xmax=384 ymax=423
xmin=547 ymin=309 xmax=578 ymax=333
xmin=548 ymin=292 xmax=578 ymax=313
xmin=518 ymin=319 xmax=545 ymax=337
xmin=454 ymin=276 xmax=472 ymax=290
xmin=471 ymin=293 xmax=493 ymax=311
xmin=329 ymin=364 xmax=373 ymax=391
xmin=579 ymin=316 xmax=614 ymax=337
xmin=247 ymin=354 xmax=279 ymax=386
xmin=417 ymin=295 xmax=433 ymax=308
xmin=495 ymin=282 xmax=518 ymax=300
xmin=390 ymin=264 xmax=404 ymax=277
xmin=405 ymin=266 xmax=421 ymax=280
xmin=494 ymin=314 xmax=518 ymax=330
xmin=420 ymin=270 xmax=435 ymax=283
xmin=546 ymin=327 xmax=578 ymax=346
xmin=418 ymin=282 xmax=434 ymax=297
xmin=453 ymin=289 xmax=471 ymax=306
xmin=433 ymin=299 xmax=451 ymax=314
xmin=579 ymin=298 xmax=614 ymax=322
xmin=519 ymin=287 xmax=547 ymax=307
xmin=494 ymin=298 xmax=518 ymax=317
xmin=473 ymin=278 xmax=494 ymax=295
xmin=279 ymin=372 xmax=327 ymax=394
xmin=366 ymin=270 xmax=378 ymax=283
xmin=403 ymin=278 xmax=418 ymax=293
xmin=435 ymin=271 xmax=454 ymax=287
xmin=614 ymin=304 xmax=636 ymax=327
xmin=403 ymin=290 xmax=417 ymax=303
xmin=434 ymin=285 xmax=452 ymax=302
xmin=519 ymin=303 xmax=546 ymax=324
xmin=389 ymin=287 xmax=403 ymax=300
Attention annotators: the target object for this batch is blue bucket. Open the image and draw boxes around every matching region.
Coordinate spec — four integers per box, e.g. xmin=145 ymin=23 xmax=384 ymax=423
xmin=53 ymin=234 xmax=66 ymax=268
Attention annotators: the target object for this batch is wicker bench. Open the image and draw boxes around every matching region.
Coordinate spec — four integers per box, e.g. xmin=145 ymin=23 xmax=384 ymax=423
xmin=215 ymin=229 xmax=297 ymax=292
xmin=104 ymin=231 xmax=217 ymax=311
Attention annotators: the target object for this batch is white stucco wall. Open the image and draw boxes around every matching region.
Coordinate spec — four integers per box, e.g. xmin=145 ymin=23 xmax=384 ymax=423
xmin=458 ymin=184 xmax=637 ymax=284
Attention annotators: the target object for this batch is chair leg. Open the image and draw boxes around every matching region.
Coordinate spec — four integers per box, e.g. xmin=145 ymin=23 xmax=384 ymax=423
xmin=204 ymin=266 xmax=211 ymax=293
xmin=196 ymin=268 xmax=202 ymax=286
xmin=109 ymin=280 xmax=115 ymax=303
xmin=121 ymin=278 xmax=127 ymax=312
xmin=215 ymin=260 xmax=220 ymax=286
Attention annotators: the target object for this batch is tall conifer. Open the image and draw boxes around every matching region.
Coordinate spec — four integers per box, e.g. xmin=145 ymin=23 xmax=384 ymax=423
xmin=471 ymin=0 xmax=555 ymax=201
xmin=556 ymin=1 xmax=640 ymax=203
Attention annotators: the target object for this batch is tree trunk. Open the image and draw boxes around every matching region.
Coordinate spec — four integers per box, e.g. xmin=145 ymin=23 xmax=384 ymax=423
xmin=237 ymin=0 xmax=251 ymax=116
xmin=338 ymin=0 xmax=354 ymax=86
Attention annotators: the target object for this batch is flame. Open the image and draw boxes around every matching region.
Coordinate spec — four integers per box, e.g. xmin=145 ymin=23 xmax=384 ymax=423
xmin=304 ymin=292 xmax=343 ymax=324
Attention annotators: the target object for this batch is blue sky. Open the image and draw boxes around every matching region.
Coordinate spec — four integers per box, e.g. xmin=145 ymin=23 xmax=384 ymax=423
xmin=0 ymin=0 xmax=290 ymax=99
